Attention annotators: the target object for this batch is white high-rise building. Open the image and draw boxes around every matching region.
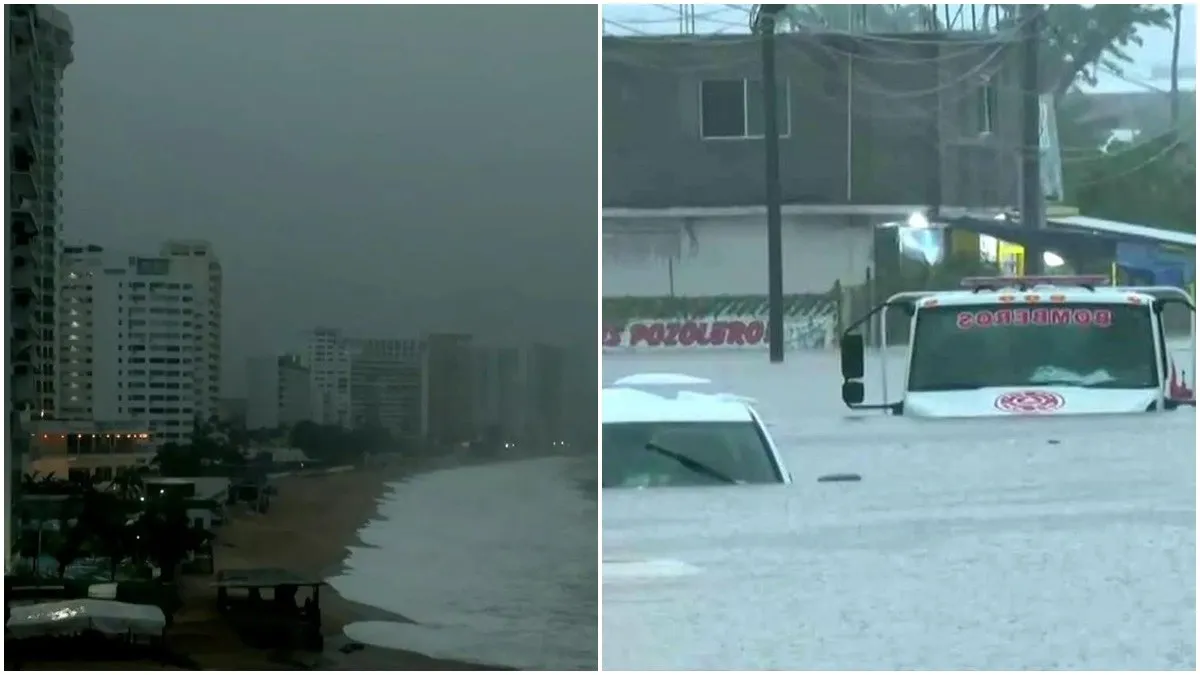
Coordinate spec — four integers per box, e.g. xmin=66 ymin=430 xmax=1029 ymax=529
xmin=58 ymin=241 xmax=223 ymax=445
xmin=346 ymin=338 xmax=422 ymax=438
xmin=305 ymin=327 xmax=352 ymax=427
xmin=8 ymin=3 xmax=74 ymax=571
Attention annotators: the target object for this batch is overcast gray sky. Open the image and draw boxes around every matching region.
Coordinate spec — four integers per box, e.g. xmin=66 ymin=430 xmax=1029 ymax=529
xmin=61 ymin=5 xmax=599 ymax=393
xmin=603 ymin=3 xmax=1196 ymax=92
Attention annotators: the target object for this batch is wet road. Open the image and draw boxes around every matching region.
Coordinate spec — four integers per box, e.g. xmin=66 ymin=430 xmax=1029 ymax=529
xmin=331 ymin=453 xmax=597 ymax=670
xmin=603 ymin=351 xmax=1196 ymax=670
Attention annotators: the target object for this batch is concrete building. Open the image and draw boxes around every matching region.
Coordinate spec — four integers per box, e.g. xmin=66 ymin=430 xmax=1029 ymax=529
xmin=245 ymin=354 xmax=311 ymax=431
xmin=8 ymin=5 xmax=73 ymax=419
xmin=347 ymin=338 xmax=422 ymax=439
xmin=473 ymin=342 xmax=567 ymax=445
xmin=25 ymin=419 xmax=153 ymax=482
xmin=8 ymin=4 xmax=74 ymax=566
xmin=57 ymin=241 xmax=224 ymax=445
xmin=420 ymin=333 xmax=473 ymax=446
xmin=305 ymin=327 xmax=352 ymax=427
xmin=159 ymin=240 xmax=224 ymax=421
xmin=603 ymin=32 xmax=1023 ymax=302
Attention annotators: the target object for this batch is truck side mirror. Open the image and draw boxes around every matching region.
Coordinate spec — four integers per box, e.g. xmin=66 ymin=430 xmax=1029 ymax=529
xmin=840 ymin=333 xmax=865 ymax=379
xmin=841 ymin=381 xmax=865 ymax=406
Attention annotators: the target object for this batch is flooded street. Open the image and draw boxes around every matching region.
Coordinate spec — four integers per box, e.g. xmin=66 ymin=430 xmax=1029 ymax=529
xmin=330 ymin=454 xmax=597 ymax=670
xmin=603 ymin=351 xmax=1195 ymax=670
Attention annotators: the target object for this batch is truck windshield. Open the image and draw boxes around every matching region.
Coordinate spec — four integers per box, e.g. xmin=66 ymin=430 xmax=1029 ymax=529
xmin=908 ymin=303 xmax=1158 ymax=391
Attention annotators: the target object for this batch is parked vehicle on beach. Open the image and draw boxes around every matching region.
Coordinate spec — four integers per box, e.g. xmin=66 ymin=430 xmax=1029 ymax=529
xmin=839 ymin=275 xmax=1196 ymax=417
xmin=602 ymin=374 xmax=790 ymax=488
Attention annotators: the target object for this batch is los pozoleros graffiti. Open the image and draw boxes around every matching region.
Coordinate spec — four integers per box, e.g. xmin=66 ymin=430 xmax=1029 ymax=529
xmin=603 ymin=316 xmax=835 ymax=351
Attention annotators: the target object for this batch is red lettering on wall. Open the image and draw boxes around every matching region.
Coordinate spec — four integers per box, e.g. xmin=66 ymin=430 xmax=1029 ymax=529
xmin=602 ymin=320 xmax=771 ymax=348
xmin=745 ymin=320 xmax=765 ymax=344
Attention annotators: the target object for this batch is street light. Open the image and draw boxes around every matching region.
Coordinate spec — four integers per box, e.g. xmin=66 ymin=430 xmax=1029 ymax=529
xmin=757 ymin=4 xmax=787 ymax=364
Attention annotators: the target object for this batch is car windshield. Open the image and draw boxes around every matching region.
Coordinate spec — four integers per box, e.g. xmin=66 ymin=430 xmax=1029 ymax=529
xmin=908 ymin=303 xmax=1158 ymax=392
xmin=602 ymin=421 xmax=783 ymax=488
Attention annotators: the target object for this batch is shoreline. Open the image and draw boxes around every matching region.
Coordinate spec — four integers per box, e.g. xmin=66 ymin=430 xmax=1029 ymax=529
xmin=179 ymin=452 xmax=518 ymax=670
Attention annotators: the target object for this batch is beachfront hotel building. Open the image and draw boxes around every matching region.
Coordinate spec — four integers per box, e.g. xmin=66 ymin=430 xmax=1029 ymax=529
xmin=245 ymin=354 xmax=312 ymax=431
xmin=25 ymin=419 xmax=154 ymax=482
xmin=421 ymin=333 xmax=474 ymax=446
xmin=346 ymin=338 xmax=423 ymax=439
xmin=57 ymin=240 xmax=225 ymax=445
xmin=473 ymin=342 xmax=567 ymax=445
xmin=7 ymin=4 xmax=74 ymax=566
xmin=305 ymin=327 xmax=353 ymax=427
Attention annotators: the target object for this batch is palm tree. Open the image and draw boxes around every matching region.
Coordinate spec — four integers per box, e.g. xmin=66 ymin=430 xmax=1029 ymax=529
xmin=51 ymin=500 xmax=85 ymax=579
xmin=1170 ymin=4 xmax=1183 ymax=130
xmin=111 ymin=467 xmax=145 ymax=503
xmin=21 ymin=472 xmax=70 ymax=495
xmin=78 ymin=489 xmax=136 ymax=581
xmin=132 ymin=496 xmax=211 ymax=581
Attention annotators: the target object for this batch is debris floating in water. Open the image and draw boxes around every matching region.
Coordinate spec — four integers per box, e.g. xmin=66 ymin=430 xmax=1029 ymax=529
xmin=817 ymin=473 xmax=862 ymax=483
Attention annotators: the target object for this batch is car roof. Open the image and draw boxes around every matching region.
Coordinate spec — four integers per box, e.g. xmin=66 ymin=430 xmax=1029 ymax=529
xmin=612 ymin=373 xmax=713 ymax=387
xmin=602 ymin=386 xmax=755 ymax=424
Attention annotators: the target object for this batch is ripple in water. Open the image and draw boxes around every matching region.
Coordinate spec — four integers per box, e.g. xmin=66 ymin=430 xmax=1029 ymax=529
xmin=329 ymin=456 xmax=597 ymax=670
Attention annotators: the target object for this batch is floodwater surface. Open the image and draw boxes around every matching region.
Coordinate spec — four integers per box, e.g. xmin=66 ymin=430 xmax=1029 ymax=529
xmin=602 ymin=350 xmax=1196 ymax=670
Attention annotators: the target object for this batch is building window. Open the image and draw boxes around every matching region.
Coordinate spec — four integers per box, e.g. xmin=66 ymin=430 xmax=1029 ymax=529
xmin=700 ymin=78 xmax=791 ymax=140
xmin=976 ymin=76 xmax=997 ymax=135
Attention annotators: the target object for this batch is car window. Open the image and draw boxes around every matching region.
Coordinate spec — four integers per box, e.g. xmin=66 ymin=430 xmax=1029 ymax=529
xmin=602 ymin=421 xmax=782 ymax=488
xmin=908 ymin=303 xmax=1158 ymax=391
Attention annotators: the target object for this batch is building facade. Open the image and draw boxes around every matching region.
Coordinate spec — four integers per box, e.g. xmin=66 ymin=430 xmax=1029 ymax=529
xmin=305 ymin=327 xmax=352 ymax=427
xmin=25 ymin=419 xmax=153 ymax=482
xmin=473 ymin=342 xmax=567 ymax=445
xmin=160 ymin=240 xmax=223 ymax=421
xmin=420 ymin=333 xmax=474 ymax=446
xmin=347 ymin=338 xmax=422 ymax=439
xmin=602 ymin=32 xmax=1023 ymax=304
xmin=8 ymin=4 xmax=73 ymax=565
xmin=246 ymin=354 xmax=311 ymax=431
xmin=58 ymin=241 xmax=224 ymax=445
xmin=8 ymin=5 xmax=73 ymax=419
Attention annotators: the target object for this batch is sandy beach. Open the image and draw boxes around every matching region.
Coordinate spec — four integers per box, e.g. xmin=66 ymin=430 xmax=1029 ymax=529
xmin=15 ymin=448 xmax=593 ymax=670
xmin=173 ymin=454 xmax=514 ymax=670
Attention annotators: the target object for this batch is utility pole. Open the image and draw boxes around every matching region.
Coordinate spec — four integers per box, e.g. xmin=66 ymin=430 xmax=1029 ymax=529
xmin=758 ymin=4 xmax=786 ymax=363
xmin=1019 ymin=4 xmax=1045 ymax=275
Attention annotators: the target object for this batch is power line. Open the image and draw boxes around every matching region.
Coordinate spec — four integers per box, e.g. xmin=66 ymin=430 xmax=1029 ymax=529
xmin=1066 ymin=134 xmax=1195 ymax=190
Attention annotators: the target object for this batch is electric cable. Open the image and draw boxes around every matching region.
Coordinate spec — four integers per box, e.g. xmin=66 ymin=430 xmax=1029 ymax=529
xmin=1064 ymin=133 xmax=1194 ymax=190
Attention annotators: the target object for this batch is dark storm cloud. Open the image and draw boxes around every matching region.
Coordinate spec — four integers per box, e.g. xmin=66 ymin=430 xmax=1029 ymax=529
xmin=61 ymin=5 xmax=599 ymax=391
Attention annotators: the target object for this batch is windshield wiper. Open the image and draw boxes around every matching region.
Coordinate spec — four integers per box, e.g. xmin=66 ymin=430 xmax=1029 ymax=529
xmin=644 ymin=442 xmax=740 ymax=485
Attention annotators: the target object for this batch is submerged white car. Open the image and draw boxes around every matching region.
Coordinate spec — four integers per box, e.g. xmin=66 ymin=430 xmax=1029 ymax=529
xmin=602 ymin=373 xmax=791 ymax=488
xmin=840 ymin=275 xmax=1196 ymax=417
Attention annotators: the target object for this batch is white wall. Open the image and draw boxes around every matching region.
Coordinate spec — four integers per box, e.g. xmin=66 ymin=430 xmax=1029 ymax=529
xmin=603 ymin=215 xmax=874 ymax=298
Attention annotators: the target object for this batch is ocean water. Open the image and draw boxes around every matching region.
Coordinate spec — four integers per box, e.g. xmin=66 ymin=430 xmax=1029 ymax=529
xmin=328 ymin=455 xmax=598 ymax=670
